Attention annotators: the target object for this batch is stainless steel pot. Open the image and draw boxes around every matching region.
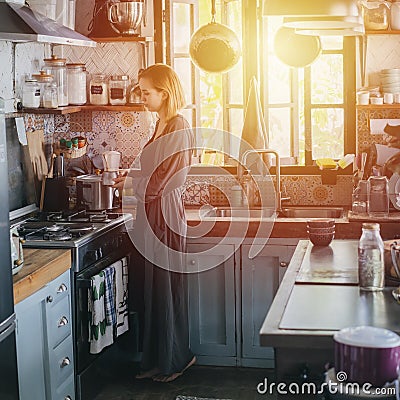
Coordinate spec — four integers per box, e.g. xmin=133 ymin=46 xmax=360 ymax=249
xmin=108 ymin=1 xmax=143 ymax=36
xmin=76 ymin=174 xmax=117 ymax=210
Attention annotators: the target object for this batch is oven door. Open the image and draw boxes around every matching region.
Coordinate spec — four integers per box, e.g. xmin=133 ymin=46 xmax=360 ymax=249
xmin=75 ymin=251 xmax=131 ymax=374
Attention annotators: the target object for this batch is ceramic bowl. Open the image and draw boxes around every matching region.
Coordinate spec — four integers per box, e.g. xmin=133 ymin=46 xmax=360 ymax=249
xmin=307 ymin=226 xmax=335 ymax=234
xmin=307 ymin=218 xmax=335 ymax=228
xmin=308 ymin=232 xmax=335 ymax=246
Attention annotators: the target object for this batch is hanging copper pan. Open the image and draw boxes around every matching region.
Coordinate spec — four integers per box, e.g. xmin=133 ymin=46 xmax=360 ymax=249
xmin=189 ymin=0 xmax=241 ymax=73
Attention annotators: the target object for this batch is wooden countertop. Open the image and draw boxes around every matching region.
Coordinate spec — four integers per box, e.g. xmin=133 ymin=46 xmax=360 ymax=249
xmin=13 ymin=248 xmax=71 ymax=304
xmin=259 ymin=239 xmax=400 ymax=349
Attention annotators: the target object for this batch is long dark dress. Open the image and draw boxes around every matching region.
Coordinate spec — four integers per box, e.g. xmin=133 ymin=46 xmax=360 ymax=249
xmin=129 ymin=115 xmax=194 ymax=375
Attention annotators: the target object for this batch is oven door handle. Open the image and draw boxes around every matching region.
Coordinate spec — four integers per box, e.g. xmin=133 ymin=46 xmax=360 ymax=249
xmin=77 ymin=278 xmax=92 ymax=288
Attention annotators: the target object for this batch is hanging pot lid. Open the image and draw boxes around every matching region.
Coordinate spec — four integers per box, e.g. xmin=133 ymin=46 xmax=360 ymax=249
xmin=189 ymin=0 xmax=241 ymax=73
xmin=274 ymin=26 xmax=321 ymax=68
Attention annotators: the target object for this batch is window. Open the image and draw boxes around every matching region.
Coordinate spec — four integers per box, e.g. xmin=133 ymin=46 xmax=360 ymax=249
xmin=161 ymin=1 xmax=356 ymax=168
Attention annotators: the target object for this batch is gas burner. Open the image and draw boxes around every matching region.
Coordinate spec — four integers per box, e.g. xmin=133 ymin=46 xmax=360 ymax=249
xmin=67 ymin=225 xmax=95 ymax=234
xmin=45 ymin=224 xmax=64 ymax=232
xmin=89 ymin=214 xmax=111 ymax=223
xmin=46 ymin=212 xmax=64 ymax=221
xmin=44 ymin=231 xmax=73 ymax=241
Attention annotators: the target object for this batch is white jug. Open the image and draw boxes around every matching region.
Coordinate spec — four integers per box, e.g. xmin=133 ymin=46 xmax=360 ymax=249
xmin=102 ymin=150 xmax=121 ymax=172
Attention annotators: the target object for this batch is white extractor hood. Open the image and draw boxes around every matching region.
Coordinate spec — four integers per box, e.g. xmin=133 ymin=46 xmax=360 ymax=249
xmin=0 ymin=0 xmax=96 ymax=47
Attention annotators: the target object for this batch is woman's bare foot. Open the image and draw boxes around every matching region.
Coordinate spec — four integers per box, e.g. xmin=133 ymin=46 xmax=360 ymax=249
xmin=135 ymin=367 xmax=160 ymax=379
xmin=152 ymin=356 xmax=196 ymax=383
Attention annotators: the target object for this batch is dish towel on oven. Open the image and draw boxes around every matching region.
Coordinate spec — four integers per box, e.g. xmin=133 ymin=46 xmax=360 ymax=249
xmin=114 ymin=257 xmax=129 ymax=337
xmin=88 ymin=268 xmax=114 ymax=354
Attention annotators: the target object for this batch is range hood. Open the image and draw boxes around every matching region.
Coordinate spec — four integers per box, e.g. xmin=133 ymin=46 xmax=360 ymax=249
xmin=0 ymin=1 xmax=96 ymax=47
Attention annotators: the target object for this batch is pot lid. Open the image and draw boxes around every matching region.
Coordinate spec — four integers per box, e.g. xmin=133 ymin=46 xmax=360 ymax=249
xmin=334 ymin=326 xmax=400 ymax=348
xmin=76 ymin=174 xmax=102 ymax=183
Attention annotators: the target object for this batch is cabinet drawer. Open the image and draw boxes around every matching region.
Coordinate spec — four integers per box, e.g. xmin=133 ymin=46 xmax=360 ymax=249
xmin=54 ymin=374 xmax=75 ymax=400
xmin=48 ymin=336 xmax=74 ymax=389
xmin=46 ymin=294 xmax=71 ymax=349
xmin=47 ymin=270 xmax=71 ymax=305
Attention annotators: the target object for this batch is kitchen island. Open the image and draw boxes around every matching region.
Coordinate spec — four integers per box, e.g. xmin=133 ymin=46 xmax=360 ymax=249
xmin=259 ymin=239 xmax=400 ymax=383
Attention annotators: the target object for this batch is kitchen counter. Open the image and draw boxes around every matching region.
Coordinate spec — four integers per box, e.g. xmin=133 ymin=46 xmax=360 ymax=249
xmin=13 ymin=248 xmax=71 ymax=304
xmin=259 ymin=239 xmax=400 ymax=381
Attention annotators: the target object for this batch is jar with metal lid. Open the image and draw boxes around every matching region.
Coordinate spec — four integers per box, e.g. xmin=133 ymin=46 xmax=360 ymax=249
xmin=89 ymin=73 xmax=108 ymax=105
xmin=43 ymin=82 xmax=58 ymax=109
xmin=32 ymin=71 xmax=54 ymax=107
xmin=360 ymin=1 xmax=391 ymax=31
xmin=22 ymin=78 xmax=41 ymax=108
xmin=108 ymin=75 xmax=129 ymax=105
xmin=42 ymin=55 xmax=68 ymax=106
xmin=67 ymin=63 xmax=87 ymax=105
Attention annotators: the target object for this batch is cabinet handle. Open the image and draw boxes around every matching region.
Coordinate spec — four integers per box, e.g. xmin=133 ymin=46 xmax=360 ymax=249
xmin=57 ymin=283 xmax=68 ymax=293
xmin=46 ymin=295 xmax=53 ymax=303
xmin=64 ymin=397 xmax=72 ymax=400
xmin=58 ymin=316 xmax=69 ymax=327
xmin=279 ymin=262 xmax=288 ymax=268
xmin=60 ymin=357 xmax=70 ymax=368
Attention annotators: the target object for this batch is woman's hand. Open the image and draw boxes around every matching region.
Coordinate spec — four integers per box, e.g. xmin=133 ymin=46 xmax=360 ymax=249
xmin=112 ymin=175 xmax=127 ymax=191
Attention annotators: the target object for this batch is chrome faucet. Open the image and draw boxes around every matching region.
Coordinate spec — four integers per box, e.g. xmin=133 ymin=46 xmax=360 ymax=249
xmin=239 ymin=149 xmax=288 ymax=212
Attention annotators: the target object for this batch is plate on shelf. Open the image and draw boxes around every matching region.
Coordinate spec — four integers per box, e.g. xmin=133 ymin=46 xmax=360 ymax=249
xmin=388 ymin=172 xmax=400 ymax=210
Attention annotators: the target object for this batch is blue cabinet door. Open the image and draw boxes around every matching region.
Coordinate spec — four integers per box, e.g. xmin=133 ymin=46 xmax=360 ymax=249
xmin=186 ymin=244 xmax=237 ymax=366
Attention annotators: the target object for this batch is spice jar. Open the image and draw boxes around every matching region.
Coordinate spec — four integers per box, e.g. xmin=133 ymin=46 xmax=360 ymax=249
xmin=22 ymin=78 xmax=41 ymax=108
xmin=361 ymin=1 xmax=391 ymax=31
xmin=42 ymin=55 xmax=68 ymax=106
xmin=108 ymin=75 xmax=129 ymax=105
xmin=42 ymin=82 xmax=58 ymax=109
xmin=67 ymin=63 xmax=87 ymax=105
xmin=89 ymin=73 xmax=108 ymax=105
xmin=32 ymin=71 xmax=54 ymax=107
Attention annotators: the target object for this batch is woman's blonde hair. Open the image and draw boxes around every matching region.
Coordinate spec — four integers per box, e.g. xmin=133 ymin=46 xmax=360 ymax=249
xmin=139 ymin=64 xmax=186 ymax=121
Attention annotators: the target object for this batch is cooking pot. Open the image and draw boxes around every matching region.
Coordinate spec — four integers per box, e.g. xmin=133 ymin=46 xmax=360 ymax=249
xmin=334 ymin=326 xmax=400 ymax=387
xmin=108 ymin=1 xmax=143 ymax=36
xmin=189 ymin=0 xmax=241 ymax=73
xmin=76 ymin=174 xmax=118 ymax=210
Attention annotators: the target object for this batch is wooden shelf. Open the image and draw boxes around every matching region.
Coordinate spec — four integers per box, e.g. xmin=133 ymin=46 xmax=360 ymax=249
xmin=365 ymin=30 xmax=400 ymax=35
xmin=356 ymin=104 xmax=400 ymax=109
xmin=81 ymin=104 xmax=146 ymax=111
xmin=90 ymin=36 xmax=153 ymax=43
xmin=21 ymin=106 xmax=82 ymax=114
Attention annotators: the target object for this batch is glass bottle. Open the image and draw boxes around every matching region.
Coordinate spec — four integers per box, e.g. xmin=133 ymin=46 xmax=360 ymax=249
xmin=367 ymin=176 xmax=389 ymax=217
xmin=108 ymin=75 xmax=129 ymax=105
xmin=66 ymin=63 xmax=87 ymax=105
xmin=89 ymin=73 xmax=108 ymax=105
xmin=361 ymin=0 xmax=390 ymax=31
xmin=42 ymin=82 xmax=58 ymax=109
xmin=31 ymin=71 xmax=54 ymax=108
xmin=358 ymin=222 xmax=385 ymax=291
xmin=22 ymin=78 xmax=41 ymax=108
xmin=43 ymin=55 xmax=68 ymax=106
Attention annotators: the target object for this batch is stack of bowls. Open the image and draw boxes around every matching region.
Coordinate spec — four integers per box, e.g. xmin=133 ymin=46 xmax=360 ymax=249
xmin=307 ymin=219 xmax=335 ymax=246
xmin=380 ymin=69 xmax=400 ymax=94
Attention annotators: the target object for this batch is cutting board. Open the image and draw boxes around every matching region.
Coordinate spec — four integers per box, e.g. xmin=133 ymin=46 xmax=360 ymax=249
xmin=26 ymin=130 xmax=48 ymax=181
xmin=296 ymin=240 xmax=359 ymax=285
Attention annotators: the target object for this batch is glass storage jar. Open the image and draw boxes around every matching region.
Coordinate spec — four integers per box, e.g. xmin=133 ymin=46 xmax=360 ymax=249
xmin=361 ymin=1 xmax=391 ymax=31
xmin=67 ymin=63 xmax=87 ymax=105
xmin=22 ymin=78 xmax=41 ymax=108
xmin=42 ymin=55 xmax=68 ymax=106
xmin=108 ymin=75 xmax=129 ymax=105
xmin=42 ymin=82 xmax=58 ymax=109
xmin=367 ymin=175 xmax=389 ymax=217
xmin=31 ymin=71 xmax=54 ymax=107
xmin=89 ymin=73 xmax=108 ymax=105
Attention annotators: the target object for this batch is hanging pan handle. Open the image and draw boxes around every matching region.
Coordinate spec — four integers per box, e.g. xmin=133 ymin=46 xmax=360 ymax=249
xmin=211 ymin=0 xmax=216 ymax=23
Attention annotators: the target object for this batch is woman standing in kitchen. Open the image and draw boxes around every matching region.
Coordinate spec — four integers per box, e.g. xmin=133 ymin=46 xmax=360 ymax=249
xmin=113 ymin=63 xmax=196 ymax=382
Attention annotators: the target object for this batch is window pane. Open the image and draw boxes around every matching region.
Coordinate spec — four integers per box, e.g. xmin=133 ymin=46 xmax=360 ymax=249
xmin=320 ymin=36 xmax=343 ymax=51
xmin=174 ymin=58 xmax=193 ymax=104
xmin=228 ymin=58 xmax=243 ymax=104
xmin=268 ymin=56 xmax=291 ymax=104
xmin=311 ymin=54 xmax=343 ymax=104
xmin=173 ymin=3 xmax=191 ymax=53
xmin=200 ymin=71 xmax=223 ymax=130
xmin=268 ymin=108 xmax=292 ymax=158
xmin=311 ymin=108 xmax=344 ymax=160
xmin=228 ymin=108 xmax=244 ymax=159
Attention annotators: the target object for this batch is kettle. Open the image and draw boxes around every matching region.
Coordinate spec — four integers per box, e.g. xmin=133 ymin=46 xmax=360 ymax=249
xmin=102 ymin=150 xmax=121 ymax=172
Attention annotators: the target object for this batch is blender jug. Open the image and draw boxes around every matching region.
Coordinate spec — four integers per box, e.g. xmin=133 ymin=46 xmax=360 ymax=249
xmin=102 ymin=150 xmax=121 ymax=171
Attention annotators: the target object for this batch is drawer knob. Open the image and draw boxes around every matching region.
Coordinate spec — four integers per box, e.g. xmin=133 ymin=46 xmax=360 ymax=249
xmin=279 ymin=262 xmax=288 ymax=268
xmin=46 ymin=295 xmax=53 ymax=303
xmin=57 ymin=283 xmax=68 ymax=294
xmin=58 ymin=316 xmax=69 ymax=327
xmin=60 ymin=357 xmax=70 ymax=368
xmin=190 ymin=260 xmax=196 ymax=265
xmin=64 ymin=397 xmax=72 ymax=400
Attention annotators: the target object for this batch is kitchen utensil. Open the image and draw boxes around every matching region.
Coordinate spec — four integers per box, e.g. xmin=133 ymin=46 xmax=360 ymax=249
xmin=108 ymin=1 xmax=143 ymax=35
xmin=189 ymin=0 xmax=241 ymax=73
xmin=102 ymin=171 xmax=118 ymax=186
xmin=10 ymin=226 xmax=23 ymax=275
xmin=76 ymin=174 xmax=118 ymax=210
xmin=274 ymin=26 xmax=321 ymax=68
xmin=359 ymin=152 xmax=367 ymax=180
xmin=102 ymin=150 xmax=121 ymax=172
xmin=53 ymin=153 xmax=65 ymax=178
xmin=388 ymin=172 xmax=400 ymax=210
xmin=26 ymin=129 xmax=48 ymax=181
xmin=334 ymin=326 xmax=400 ymax=387
xmin=42 ymin=177 xmax=70 ymax=211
